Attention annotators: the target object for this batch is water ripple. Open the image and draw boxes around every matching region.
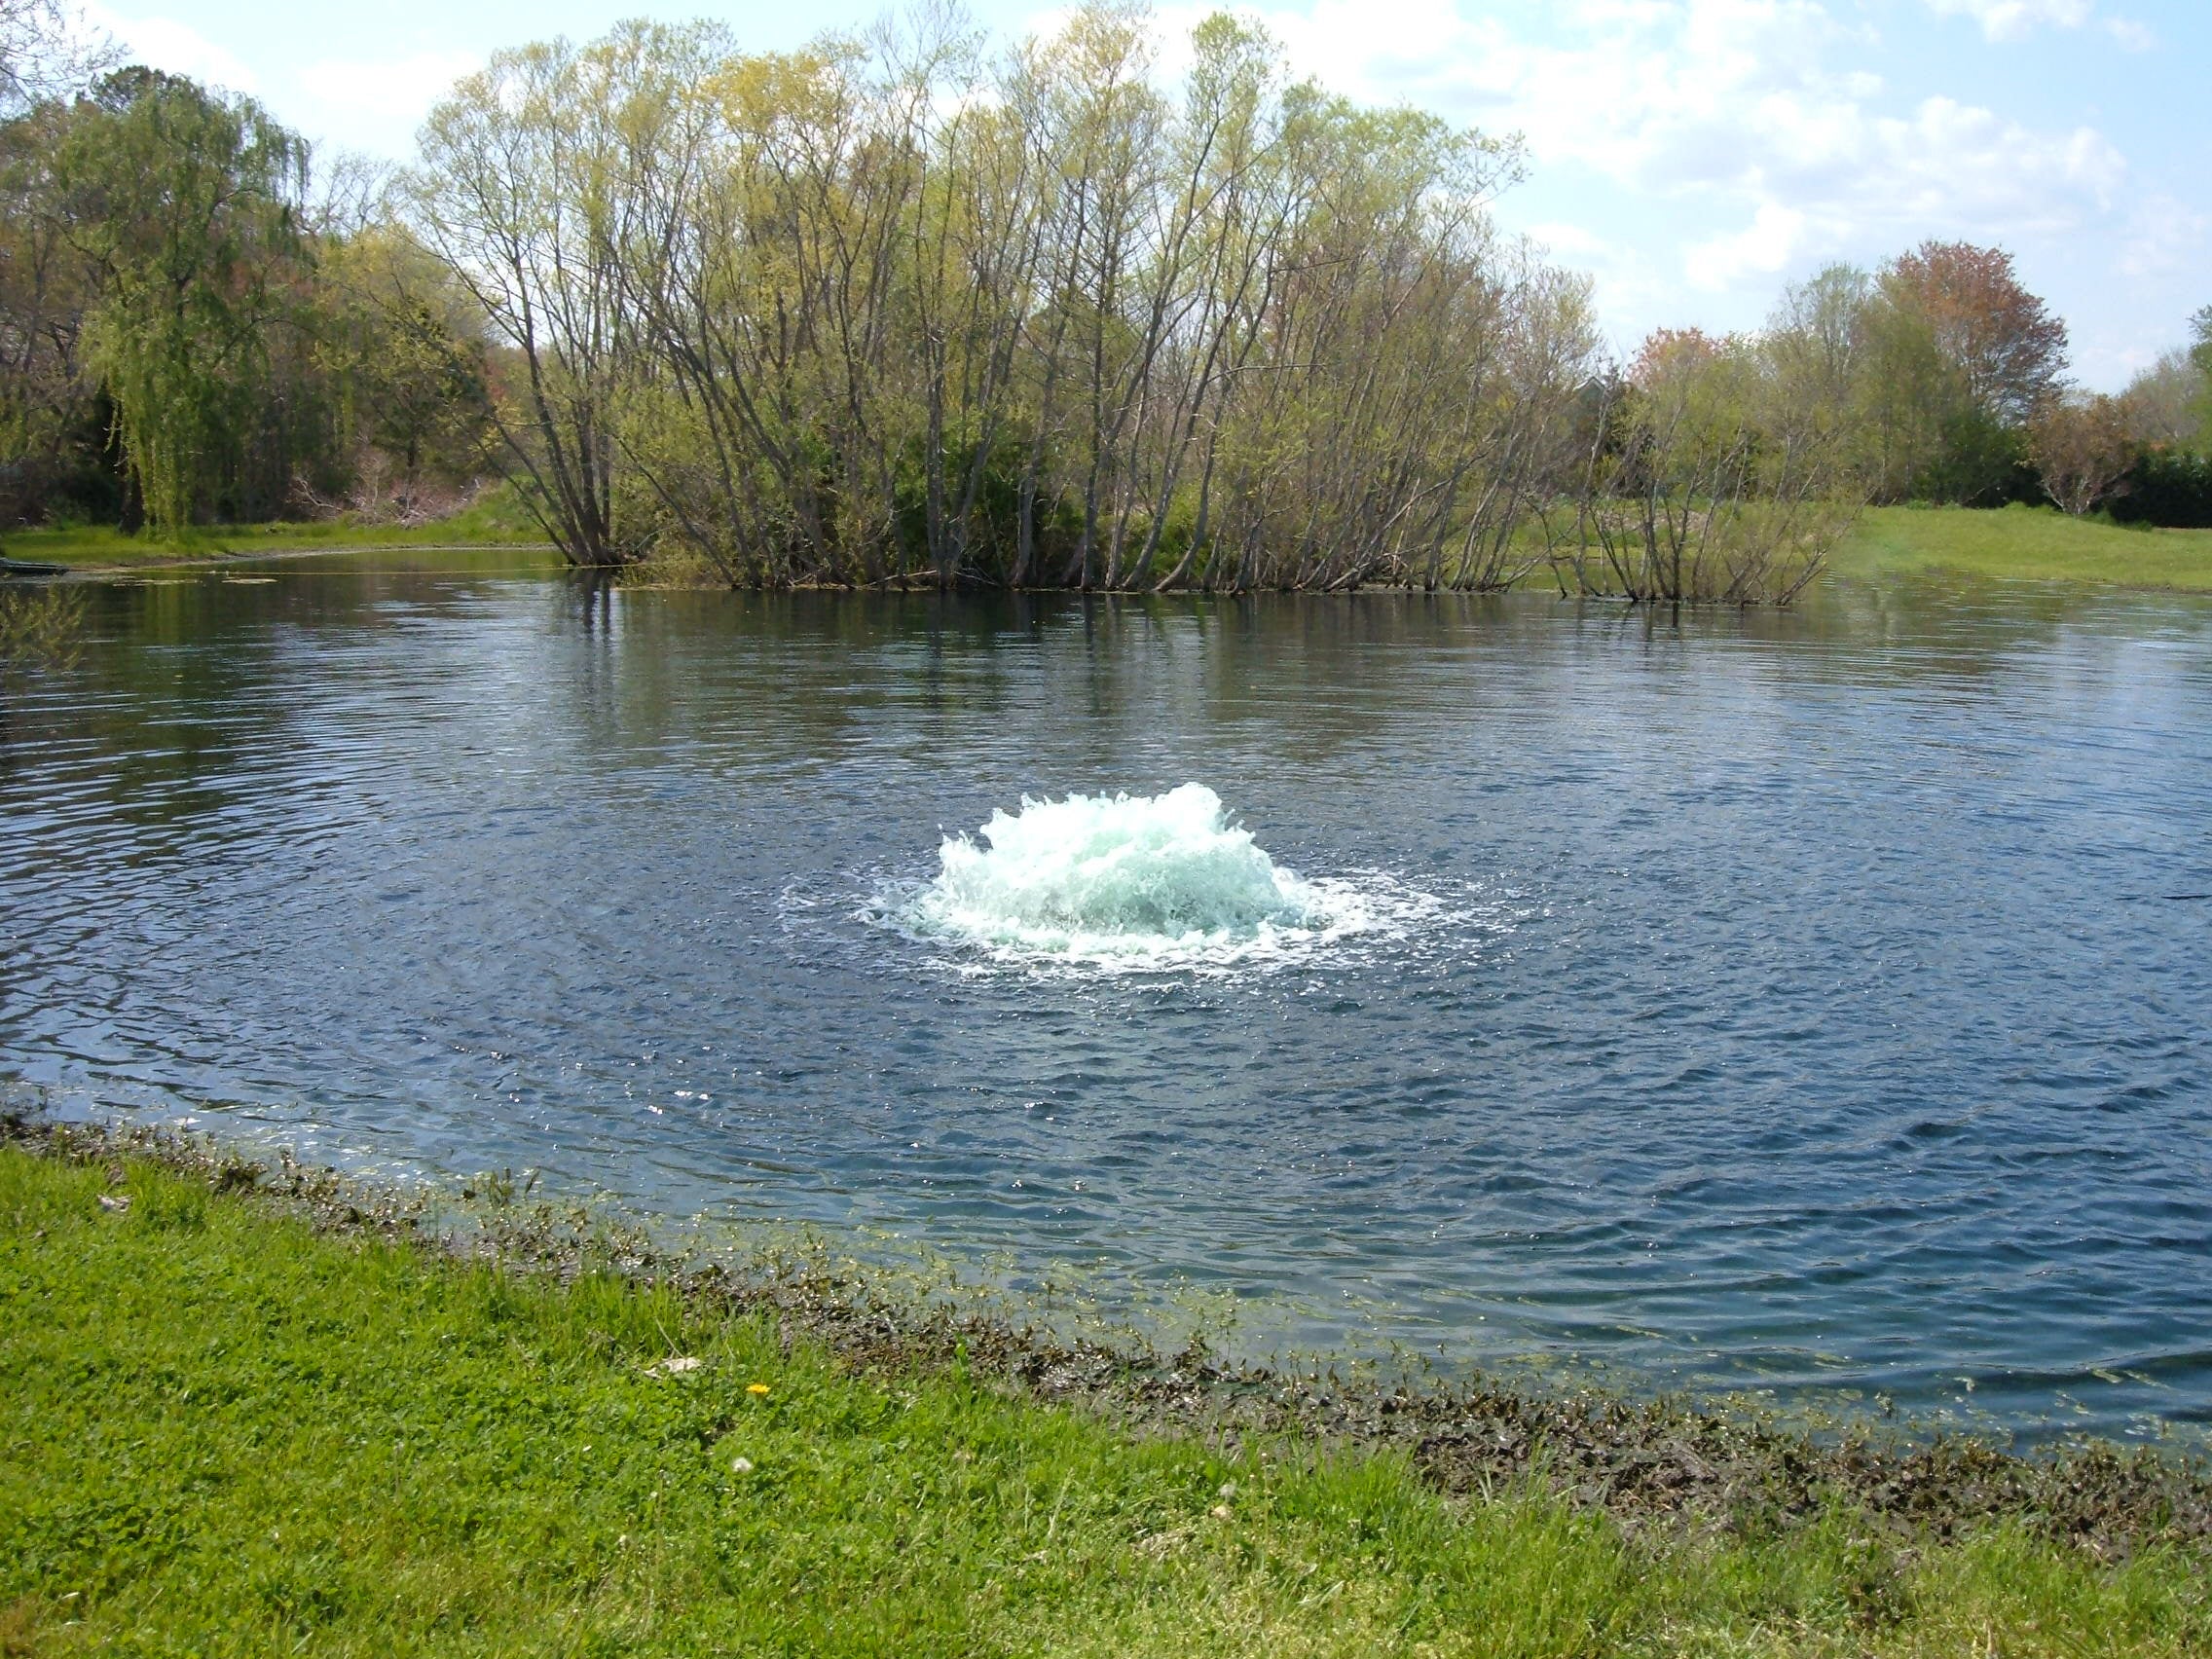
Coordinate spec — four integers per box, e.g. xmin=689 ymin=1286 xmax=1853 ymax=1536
xmin=3 ymin=568 xmax=2209 ymax=1439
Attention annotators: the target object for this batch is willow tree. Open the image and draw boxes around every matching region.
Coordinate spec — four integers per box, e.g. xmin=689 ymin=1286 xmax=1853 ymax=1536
xmin=59 ymin=69 xmax=312 ymax=537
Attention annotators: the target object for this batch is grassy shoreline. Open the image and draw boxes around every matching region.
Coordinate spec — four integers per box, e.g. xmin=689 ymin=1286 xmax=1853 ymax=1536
xmin=1830 ymin=504 xmax=2212 ymax=591
xmin=9 ymin=500 xmax=2210 ymax=592
xmin=4 ymin=1124 xmax=2208 ymax=1655
xmin=615 ymin=505 xmax=2212 ymax=598
xmin=1 ymin=496 xmax=550 ymax=572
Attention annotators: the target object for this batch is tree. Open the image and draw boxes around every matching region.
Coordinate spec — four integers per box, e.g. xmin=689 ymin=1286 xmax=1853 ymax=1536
xmin=2027 ymin=393 xmax=2133 ymax=516
xmin=1 ymin=0 xmax=113 ymax=113
xmin=399 ymin=7 xmax=1593 ymax=593
xmin=1767 ymin=265 xmax=1868 ymax=417
xmin=315 ymin=223 xmax=492 ymax=514
xmin=1882 ymin=241 xmax=2066 ymax=425
xmin=410 ymin=28 xmax=684 ymax=566
xmin=1844 ymin=242 xmax=2064 ymax=504
xmin=4 ymin=69 xmax=492 ymax=536
xmin=2189 ymin=306 xmax=2212 ymax=448
xmin=2119 ymin=349 xmax=2205 ymax=453
xmin=58 ymin=69 xmax=316 ymax=537
xmin=1556 ymin=326 xmax=1855 ymax=605
xmin=0 ymin=95 xmax=102 ymax=527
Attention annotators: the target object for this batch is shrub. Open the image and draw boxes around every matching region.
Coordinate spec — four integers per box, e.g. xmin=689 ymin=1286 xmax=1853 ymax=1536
xmin=2108 ymin=448 xmax=2212 ymax=529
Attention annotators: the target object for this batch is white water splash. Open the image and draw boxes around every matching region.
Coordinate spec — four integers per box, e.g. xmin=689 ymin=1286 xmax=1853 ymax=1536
xmin=878 ymin=784 xmax=1440 ymax=972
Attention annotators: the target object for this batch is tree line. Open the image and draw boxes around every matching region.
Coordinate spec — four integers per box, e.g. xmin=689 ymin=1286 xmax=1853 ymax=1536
xmin=0 ymin=57 xmax=491 ymax=537
xmin=404 ymin=12 xmax=1623 ymax=593
xmin=5 ymin=5 xmax=2209 ymax=600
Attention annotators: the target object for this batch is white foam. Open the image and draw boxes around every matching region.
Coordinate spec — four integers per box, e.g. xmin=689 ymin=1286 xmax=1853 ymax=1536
xmin=877 ymin=784 xmax=1442 ymax=974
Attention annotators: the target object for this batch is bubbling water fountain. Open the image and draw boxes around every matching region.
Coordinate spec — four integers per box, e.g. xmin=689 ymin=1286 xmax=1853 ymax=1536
xmin=886 ymin=784 xmax=1428 ymax=971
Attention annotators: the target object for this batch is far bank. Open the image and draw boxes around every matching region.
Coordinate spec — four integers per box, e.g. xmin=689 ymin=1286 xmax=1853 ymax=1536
xmin=10 ymin=501 xmax=2211 ymax=602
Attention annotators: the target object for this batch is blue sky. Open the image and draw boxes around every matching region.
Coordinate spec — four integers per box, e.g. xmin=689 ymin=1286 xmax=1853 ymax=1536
xmin=80 ymin=0 xmax=2210 ymax=387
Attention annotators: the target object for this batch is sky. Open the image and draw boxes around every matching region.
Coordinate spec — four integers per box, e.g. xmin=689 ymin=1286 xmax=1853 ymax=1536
xmin=74 ymin=0 xmax=2212 ymax=389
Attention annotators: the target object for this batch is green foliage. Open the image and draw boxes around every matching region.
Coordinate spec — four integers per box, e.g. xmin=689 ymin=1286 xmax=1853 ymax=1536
xmin=1915 ymin=402 xmax=2034 ymax=506
xmin=59 ymin=69 xmax=313 ymax=537
xmin=408 ymin=26 xmax=669 ymax=566
xmin=1768 ymin=246 xmax=2069 ymax=508
xmin=313 ymin=226 xmax=493 ymax=506
xmin=1554 ymin=325 xmax=1860 ymax=604
xmin=4 ymin=1145 xmax=2209 ymax=1655
xmin=0 ymin=69 xmax=493 ymax=540
xmin=2188 ymin=306 xmax=2212 ymax=448
xmin=0 ymin=99 xmax=112 ymax=526
xmin=410 ymin=9 xmax=1593 ymax=587
xmin=2120 ymin=348 xmax=2208 ymax=460
xmin=2112 ymin=448 xmax=2212 ymax=530
xmin=1852 ymin=280 xmax=2036 ymax=504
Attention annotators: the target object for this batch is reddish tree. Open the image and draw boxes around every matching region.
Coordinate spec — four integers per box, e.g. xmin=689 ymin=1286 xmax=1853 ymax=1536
xmin=1882 ymin=241 xmax=2068 ymax=424
xmin=2027 ymin=394 xmax=2134 ymax=516
xmin=1629 ymin=326 xmax=1726 ymax=387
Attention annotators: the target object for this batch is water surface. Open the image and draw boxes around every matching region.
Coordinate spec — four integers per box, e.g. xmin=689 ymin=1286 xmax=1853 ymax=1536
xmin=5 ymin=551 xmax=2209 ymax=1440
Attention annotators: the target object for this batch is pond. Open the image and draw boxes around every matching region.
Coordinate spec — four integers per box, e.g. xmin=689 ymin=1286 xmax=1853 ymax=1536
xmin=4 ymin=549 xmax=2208 ymax=1441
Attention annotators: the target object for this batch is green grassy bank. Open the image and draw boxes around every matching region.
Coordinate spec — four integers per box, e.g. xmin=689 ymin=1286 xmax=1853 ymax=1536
xmin=1830 ymin=504 xmax=2212 ymax=591
xmin=3 ymin=1145 xmax=2208 ymax=1656
xmin=10 ymin=498 xmax=2211 ymax=593
xmin=1 ymin=495 xmax=548 ymax=571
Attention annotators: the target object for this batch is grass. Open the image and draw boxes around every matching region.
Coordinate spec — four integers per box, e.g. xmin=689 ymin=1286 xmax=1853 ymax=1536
xmin=13 ymin=496 xmax=2209 ymax=594
xmin=2 ymin=1145 xmax=2208 ymax=1655
xmin=1830 ymin=502 xmax=2212 ymax=591
xmin=1 ymin=493 xmax=548 ymax=571
xmin=618 ymin=502 xmax=2212 ymax=601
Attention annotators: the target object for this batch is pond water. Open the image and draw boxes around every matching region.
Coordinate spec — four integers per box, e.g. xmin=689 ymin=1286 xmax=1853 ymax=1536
xmin=5 ymin=549 xmax=2210 ymax=1441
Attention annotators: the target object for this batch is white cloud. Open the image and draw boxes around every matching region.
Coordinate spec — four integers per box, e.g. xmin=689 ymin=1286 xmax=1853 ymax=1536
xmin=2116 ymin=194 xmax=2210 ymax=279
xmin=69 ymin=11 xmax=473 ymax=157
xmin=1179 ymin=0 xmax=2126 ymax=252
xmin=1127 ymin=0 xmax=2154 ymax=371
xmin=81 ymin=4 xmax=257 ymax=92
xmin=296 ymin=52 xmax=478 ymax=119
xmin=1686 ymin=202 xmax=1807 ymax=289
xmin=1854 ymin=98 xmax=2123 ymax=233
xmin=1525 ymin=221 xmax=1613 ymax=260
xmin=293 ymin=51 xmax=479 ymax=153
xmin=1925 ymin=0 xmax=2089 ymax=40
xmin=1921 ymin=0 xmax=2156 ymax=46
